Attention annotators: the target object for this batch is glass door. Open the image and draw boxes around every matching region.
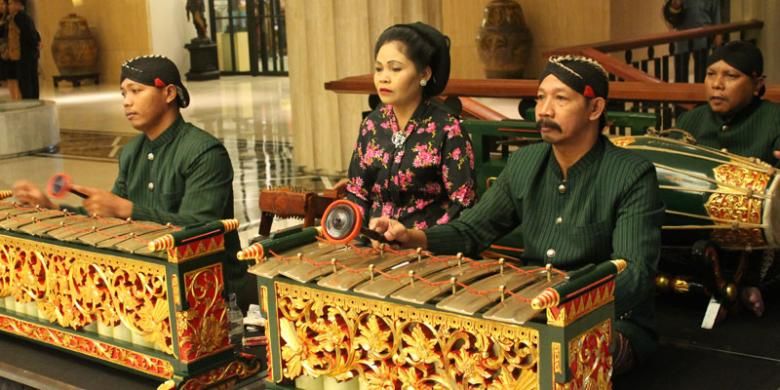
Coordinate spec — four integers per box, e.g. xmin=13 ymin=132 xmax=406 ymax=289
xmin=210 ymin=0 xmax=252 ymax=74
xmin=210 ymin=0 xmax=287 ymax=76
xmin=250 ymin=0 xmax=288 ymax=75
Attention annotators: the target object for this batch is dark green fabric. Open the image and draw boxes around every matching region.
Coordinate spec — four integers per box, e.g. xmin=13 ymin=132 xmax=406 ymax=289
xmin=677 ymin=99 xmax=780 ymax=287
xmin=112 ymin=115 xmax=245 ymax=287
xmin=676 ymin=99 xmax=780 ymax=166
xmin=425 ymin=135 xmax=664 ymax=362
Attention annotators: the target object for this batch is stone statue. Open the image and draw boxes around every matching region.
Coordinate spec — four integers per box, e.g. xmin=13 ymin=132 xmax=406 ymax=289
xmin=186 ymin=0 xmax=208 ymax=41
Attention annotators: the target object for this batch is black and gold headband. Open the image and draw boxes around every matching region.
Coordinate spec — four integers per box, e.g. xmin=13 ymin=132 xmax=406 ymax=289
xmin=120 ymin=55 xmax=190 ymax=108
xmin=540 ymin=55 xmax=609 ymax=99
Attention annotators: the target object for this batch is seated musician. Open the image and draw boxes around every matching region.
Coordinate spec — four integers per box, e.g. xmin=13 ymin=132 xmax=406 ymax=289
xmin=676 ymin=41 xmax=780 ymax=316
xmin=346 ymin=22 xmax=476 ymax=230
xmin=11 ymin=56 xmax=249 ymax=300
xmin=370 ymin=55 xmax=665 ymax=374
xmin=677 ymin=41 xmax=780 ymax=165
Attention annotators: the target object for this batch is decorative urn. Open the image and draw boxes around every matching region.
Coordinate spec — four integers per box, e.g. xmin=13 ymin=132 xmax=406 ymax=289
xmin=476 ymin=0 xmax=533 ymax=79
xmin=51 ymin=13 xmax=98 ymax=75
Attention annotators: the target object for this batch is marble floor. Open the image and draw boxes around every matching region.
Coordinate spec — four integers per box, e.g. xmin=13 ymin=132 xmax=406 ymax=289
xmin=0 ymin=75 xmax=330 ymax=246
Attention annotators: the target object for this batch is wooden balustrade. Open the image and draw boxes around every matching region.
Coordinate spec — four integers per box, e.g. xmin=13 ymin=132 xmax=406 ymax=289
xmin=549 ymin=20 xmax=764 ymax=56
xmin=459 ymin=96 xmax=507 ymax=121
xmin=326 ymin=20 xmax=770 ymax=131
xmin=325 ymin=75 xmax=779 ymax=129
xmin=546 ymin=20 xmax=764 ymax=84
xmin=537 ymin=19 xmax=768 ymax=125
xmin=325 ymin=74 xmax=780 ymax=103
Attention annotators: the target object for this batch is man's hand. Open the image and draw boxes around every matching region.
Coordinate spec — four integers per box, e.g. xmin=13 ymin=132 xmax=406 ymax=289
xmin=12 ymin=180 xmax=56 ymax=209
xmin=774 ymin=150 xmax=780 ymax=161
xmin=369 ymin=216 xmax=427 ymax=249
xmin=72 ymin=184 xmax=133 ymax=219
xmin=370 ymin=216 xmax=410 ymax=243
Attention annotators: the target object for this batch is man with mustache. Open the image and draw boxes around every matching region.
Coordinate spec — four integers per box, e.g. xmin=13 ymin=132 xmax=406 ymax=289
xmin=676 ymin=41 xmax=780 ymax=317
xmin=12 ymin=55 xmax=249 ymax=301
xmin=369 ymin=55 xmax=664 ymax=374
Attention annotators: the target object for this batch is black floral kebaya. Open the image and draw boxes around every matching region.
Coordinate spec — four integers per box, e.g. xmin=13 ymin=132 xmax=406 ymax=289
xmin=346 ymin=99 xmax=476 ymax=229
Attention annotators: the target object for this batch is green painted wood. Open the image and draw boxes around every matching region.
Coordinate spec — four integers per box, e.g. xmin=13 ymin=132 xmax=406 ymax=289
xmin=259 ymin=227 xmax=319 ymax=255
xmin=523 ymin=108 xmax=657 ymax=135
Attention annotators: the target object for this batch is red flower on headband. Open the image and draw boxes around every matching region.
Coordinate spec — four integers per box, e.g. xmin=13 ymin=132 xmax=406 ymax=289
xmin=583 ymin=85 xmax=596 ymax=98
xmin=154 ymin=77 xmax=166 ymax=88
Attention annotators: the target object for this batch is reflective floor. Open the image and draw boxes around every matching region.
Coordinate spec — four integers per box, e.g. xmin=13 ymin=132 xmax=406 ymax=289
xmin=0 ymin=76 xmax=326 ymax=246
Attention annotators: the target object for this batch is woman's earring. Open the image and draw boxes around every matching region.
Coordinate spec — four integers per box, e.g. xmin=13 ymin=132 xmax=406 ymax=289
xmin=420 ymin=79 xmax=428 ymax=87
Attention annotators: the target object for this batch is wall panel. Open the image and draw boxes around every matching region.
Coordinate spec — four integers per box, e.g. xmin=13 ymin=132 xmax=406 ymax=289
xmin=37 ymin=0 xmax=151 ymax=96
xmin=441 ymin=0 xmax=612 ymax=80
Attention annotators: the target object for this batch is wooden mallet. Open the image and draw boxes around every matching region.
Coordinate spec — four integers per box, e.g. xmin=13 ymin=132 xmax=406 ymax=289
xmin=47 ymin=173 xmax=87 ymax=199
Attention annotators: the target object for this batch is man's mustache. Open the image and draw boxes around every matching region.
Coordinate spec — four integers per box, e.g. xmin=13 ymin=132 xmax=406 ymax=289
xmin=536 ymin=119 xmax=562 ymax=131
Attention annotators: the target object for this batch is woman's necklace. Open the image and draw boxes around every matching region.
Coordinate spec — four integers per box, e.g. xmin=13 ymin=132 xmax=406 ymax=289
xmin=391 ymin=131 xmax=407 ymax=149
xmin=391 ymin=105 xmax=416 ymax=149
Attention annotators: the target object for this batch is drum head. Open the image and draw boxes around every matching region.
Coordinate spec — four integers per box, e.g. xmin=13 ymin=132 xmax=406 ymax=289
xmin=764 ymin=175 xmax=780 ymax=247
xmin=47 ymin=173 xmax=72 ymax=199
xmin=321 ymin=200 xmax=362 ymax=244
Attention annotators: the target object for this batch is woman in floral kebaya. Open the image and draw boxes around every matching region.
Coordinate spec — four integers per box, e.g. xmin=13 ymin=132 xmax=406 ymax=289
xmin=346 ymin=22 xmax=476 ymax=230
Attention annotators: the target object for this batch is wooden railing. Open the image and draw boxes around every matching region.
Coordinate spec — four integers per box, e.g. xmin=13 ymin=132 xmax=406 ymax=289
xmin=459 ymin=97 xmax=507 ymax=121
xmin=325 ymin=75 xmax=780 ymax=103
xmin=325 ymin=75 xmax=779 ymax=129
xmin=325 ymin=75 xmax=780 ymax=104
xmin=543 ymin=20 xmax=766 ymax=126
xmin=547 ymin=20 xmax=764 ymax=84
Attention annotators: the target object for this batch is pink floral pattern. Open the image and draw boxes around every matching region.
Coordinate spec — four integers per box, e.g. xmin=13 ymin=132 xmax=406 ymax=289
xmin=346 ymin=177 xmax=367 ymax=200
xmin=393 ymin=169 xmax=414 ymax=191
xmin=347 ymin=100 xmax=476 ymax=229
xmin=412 ymin=143 xmax=441 ymax=168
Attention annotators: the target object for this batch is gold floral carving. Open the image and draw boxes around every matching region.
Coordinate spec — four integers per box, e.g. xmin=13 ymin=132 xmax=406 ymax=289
xmin=555 ymin=320 xmax=612 ymax=390
xmin=706 ymin=164 xmax=770 ymax=247
xmin=0 ymin=314 xmax=174 ymax=378
xmin=552 ymin=342 xmax=562 ymax=374
xmin=261 ymin=285 xmax=273 ymax=381
xmin=176 ymin=263 xmax=231 ymax=362
xmin=0 ymin=235 xmax=173 ymax=354
xmin=274 ymin=282 xmax=539 ymax=389
xmin=178 ymin=359 xmax=261 ymax=390
xmin=171 ymin=274 xmax=181 ymax=308
xmin=610 ymin=136 xmax=635 ymax=147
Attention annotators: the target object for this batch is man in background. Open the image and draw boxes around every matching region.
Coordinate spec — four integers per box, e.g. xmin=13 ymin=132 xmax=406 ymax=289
xmin=663 ymin=0 xmax=722 ymax=82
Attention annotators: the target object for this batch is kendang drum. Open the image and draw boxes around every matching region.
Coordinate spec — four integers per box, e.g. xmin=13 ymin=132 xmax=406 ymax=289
xmin=612 ymin=134 xmax=780 ymax=299
xmin=240 ymin=199 xmax=626 ymax=389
